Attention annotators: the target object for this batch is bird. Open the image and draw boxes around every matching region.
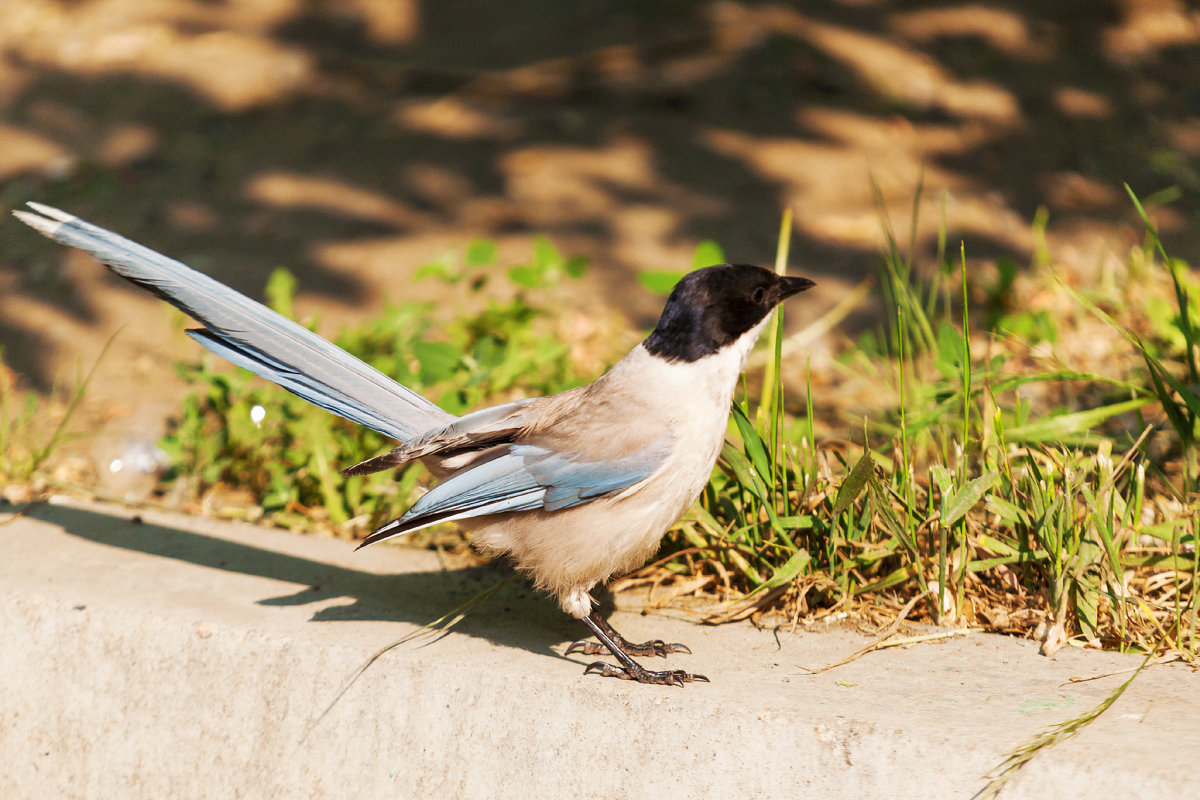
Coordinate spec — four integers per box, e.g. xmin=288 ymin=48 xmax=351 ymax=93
xmin=14 ymin=202 xmax=815 ymax=686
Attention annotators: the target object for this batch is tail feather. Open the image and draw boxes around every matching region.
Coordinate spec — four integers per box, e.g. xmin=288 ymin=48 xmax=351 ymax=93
xmin=14 ymin=203 xmax=454 ymax=442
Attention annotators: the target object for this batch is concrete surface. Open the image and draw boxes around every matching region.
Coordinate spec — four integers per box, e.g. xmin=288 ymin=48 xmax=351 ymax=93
xmin=1 ymin=498 xmax=1195 ymax=800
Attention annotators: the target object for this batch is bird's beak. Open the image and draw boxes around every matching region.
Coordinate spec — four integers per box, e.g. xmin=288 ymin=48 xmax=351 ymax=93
xmin=779 ymin=276 xmax=816 ymax=299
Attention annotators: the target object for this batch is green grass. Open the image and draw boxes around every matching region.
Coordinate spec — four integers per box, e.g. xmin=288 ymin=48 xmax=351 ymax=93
xmin=641 ymin=188 xmax=1197 ymax=659
xmin=0 ymin=334 xmax=113 ymax=488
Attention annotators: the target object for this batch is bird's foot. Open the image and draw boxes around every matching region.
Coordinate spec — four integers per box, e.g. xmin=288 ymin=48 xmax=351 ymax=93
xmin=574 ymin=609 xmax=709 ymax=686
xmin=583 ymin=661 xmax=709 ymax=686
xmin=566 ymin=637 xmax=691 ymax=658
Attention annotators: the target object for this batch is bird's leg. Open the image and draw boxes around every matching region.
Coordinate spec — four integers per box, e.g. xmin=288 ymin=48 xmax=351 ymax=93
xmin=573 ymin=611 xmax=708 ymax=686
xmin=566 ymin=611 xmax=692 ymax=657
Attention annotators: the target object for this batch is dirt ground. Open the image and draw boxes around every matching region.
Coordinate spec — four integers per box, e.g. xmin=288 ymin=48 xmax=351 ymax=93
xmin=2 ymin=0 xmax=1199 ymax=479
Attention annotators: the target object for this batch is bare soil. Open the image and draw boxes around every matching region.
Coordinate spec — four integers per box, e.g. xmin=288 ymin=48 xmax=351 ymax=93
xmin=2 ymin=0 xmax=1199 ymax=478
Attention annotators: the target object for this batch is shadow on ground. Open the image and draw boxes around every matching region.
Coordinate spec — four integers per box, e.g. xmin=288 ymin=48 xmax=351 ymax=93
xmin=2 ymin=0 xmax=1198 ymax=395
xmin=25 ymin=501 xmax=594 ymax=666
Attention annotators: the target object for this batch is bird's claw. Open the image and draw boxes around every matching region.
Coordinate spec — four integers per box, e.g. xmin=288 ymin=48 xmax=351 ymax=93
xmin=566 ymin=638 xmax=691 ymax=658
xmin=583 ymin=661 xmax=709 ymax=686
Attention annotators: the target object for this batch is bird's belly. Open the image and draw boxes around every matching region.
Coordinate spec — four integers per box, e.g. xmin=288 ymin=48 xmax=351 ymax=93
xmin=465 ymin=414 xmax=725 ymax=608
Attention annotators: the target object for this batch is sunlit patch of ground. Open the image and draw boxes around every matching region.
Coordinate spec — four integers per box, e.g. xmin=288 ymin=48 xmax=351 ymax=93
xmin=1 ymin=0 xmax=1198 ymax=481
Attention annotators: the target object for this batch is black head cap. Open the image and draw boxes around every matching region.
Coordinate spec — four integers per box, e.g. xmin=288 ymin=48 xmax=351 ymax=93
xmin=643 ymin=264 xmax=815 ymax=362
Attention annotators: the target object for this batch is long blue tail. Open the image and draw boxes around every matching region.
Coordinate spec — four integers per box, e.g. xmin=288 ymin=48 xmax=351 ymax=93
xmin=14 ymin=203 xmax=455 ymax=442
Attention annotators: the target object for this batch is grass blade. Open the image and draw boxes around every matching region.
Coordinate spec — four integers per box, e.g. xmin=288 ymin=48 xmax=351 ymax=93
xmin=833 ymin=452 xmax=874 ymax=518
xmin=942 ymin=472 xmax=999 ymax=528
xmin=1005 ymin=397 xmax=1152 ymax=443
xmin=973 ymin=653 xmax=1154 ymax=799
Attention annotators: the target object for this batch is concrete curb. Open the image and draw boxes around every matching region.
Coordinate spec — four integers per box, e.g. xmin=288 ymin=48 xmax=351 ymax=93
xmin=1 ymin=498 xmax=1194 ymax=799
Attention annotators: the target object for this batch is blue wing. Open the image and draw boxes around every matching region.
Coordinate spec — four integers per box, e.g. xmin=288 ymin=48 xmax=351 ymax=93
xmin=357 ymin=437 xmax=673 ymax=547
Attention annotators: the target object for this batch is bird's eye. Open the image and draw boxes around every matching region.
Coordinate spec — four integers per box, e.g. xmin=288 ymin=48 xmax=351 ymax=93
xmin=751 ymin=287 xmax=767 ymax=304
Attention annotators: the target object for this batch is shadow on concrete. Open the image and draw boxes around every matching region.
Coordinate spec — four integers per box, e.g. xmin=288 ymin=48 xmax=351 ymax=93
xmin=26 ymin=502 xmax=599 ymax=667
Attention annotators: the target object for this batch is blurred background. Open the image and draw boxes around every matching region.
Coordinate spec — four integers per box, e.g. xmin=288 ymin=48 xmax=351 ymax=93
xmin=1 ymin=0 xmax=1198 ymax=497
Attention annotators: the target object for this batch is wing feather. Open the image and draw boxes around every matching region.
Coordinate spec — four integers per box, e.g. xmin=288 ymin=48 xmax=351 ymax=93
xmin=357 ymin=435 xmax=672 ymax=548
xmin=341 ymin=399 xmax=534 ymax=476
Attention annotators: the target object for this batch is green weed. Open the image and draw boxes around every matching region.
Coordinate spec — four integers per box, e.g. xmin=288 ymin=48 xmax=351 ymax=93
xmin=631 ymin=193 xmax=1197 ymax=659
xmin=0 ymin=336 xmax=113 ymax=488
